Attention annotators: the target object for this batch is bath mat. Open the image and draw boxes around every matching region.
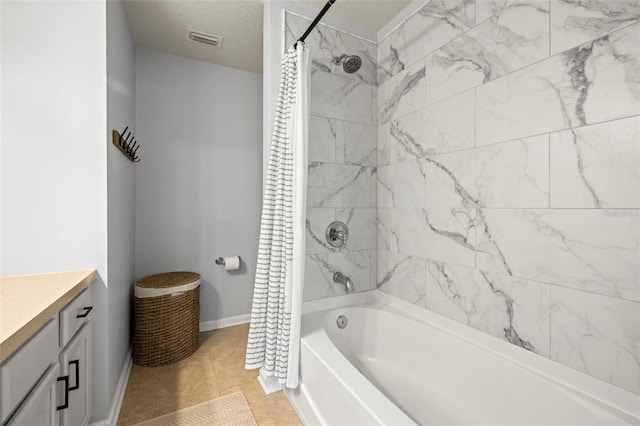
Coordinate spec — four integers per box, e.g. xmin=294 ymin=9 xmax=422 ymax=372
xmin=132 ymin=391 xmax=258 ymax=426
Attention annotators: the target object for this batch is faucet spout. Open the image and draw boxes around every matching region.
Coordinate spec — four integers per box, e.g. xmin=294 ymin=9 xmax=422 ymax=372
xmin=333 ymin=272 xmax=354 ymax=293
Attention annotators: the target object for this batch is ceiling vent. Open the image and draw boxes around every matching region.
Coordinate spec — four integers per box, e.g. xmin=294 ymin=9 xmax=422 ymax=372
xmin=187 ymin=29 xmax=223 ymax=48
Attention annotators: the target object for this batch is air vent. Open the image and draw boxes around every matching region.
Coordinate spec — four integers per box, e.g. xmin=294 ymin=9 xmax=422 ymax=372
xmin=187 ymin=29 xmax=223 ymax=48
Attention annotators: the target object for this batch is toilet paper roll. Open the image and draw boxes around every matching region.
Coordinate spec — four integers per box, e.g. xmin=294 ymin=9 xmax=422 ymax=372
xmin=224 ymin=256 xmax=240 ymax=271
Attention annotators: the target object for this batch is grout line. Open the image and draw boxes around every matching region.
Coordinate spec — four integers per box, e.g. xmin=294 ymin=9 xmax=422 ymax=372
xmin=389 ymin=12 xmax=640 ymax=119
xmin=548 ymin=133 xmax=552 ymax=208
xmin=390 ymin=256 xmax=640 ymax=305
xmin=374 ymin=206 xmax=640 ymax=211
xmin=381 ymin=111 xmax=640 ymax=164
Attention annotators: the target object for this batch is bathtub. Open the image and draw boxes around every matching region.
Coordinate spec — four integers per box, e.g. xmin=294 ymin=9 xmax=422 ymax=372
xmin=284 ymin=291 xmax=640 ymax=425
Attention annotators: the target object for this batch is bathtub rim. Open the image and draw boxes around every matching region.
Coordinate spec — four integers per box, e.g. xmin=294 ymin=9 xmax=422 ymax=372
xmin=286 ymin=290 xmax=640 ymax=423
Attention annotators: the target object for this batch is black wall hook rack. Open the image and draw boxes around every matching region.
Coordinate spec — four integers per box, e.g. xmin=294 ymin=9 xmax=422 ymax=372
xmin=112 ymin=127 xmax=140 ymax=162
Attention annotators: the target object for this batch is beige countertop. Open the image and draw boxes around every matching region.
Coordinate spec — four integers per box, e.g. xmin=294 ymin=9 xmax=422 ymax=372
xmin=0 ymin=269 xmax=96 ymax=362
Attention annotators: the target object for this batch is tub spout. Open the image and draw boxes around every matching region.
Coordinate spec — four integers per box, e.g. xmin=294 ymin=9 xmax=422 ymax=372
xmin=333 ymin=272 xmax=354 ymax=293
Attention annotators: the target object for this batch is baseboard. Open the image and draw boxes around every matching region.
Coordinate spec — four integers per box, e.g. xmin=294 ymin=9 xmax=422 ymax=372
xmin=199 ymin=313 xmax=250 ymax=332
xmin=89 ymin=349 xmax=132 ymax=426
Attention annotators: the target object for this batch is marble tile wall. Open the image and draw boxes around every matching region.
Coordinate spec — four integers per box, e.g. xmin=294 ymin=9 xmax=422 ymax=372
xmin=376 ymin=0 xmax=640 ymax=395
xmin=284 ymin=12 xmax=377 ymax=301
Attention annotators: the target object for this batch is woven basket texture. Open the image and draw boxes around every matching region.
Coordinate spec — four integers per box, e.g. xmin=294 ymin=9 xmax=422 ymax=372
xmin=133 ymin=273 xmax=200 ymax=366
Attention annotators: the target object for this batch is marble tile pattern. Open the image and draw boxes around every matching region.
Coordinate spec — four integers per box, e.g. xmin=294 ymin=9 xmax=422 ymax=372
xmin=476 ymin=209 xmax=640 ymax=302
xmin=336 ymin=208 xmax=377 ymax=251
xmin=377 ymin=123 xmax=390 ymax=166
xmin=425 ymin=0 xmax=550 ymax=105
xmin=377 ymin=159 xmax=426 ymax=208
xmin=475 ymin=0 xmax=521 ymax=24
xmin=550 ymin=116 xmax=640 ymax=208
xmin=286 ymin=11 xmax=378 ymax=301
xmin=336 ymin=121 xmax=376 ymax=166
xmin=377 ymin=251 xmax=427 ymax=307
xmin=426 ymin=261 xmax=551 ymax=355
xmin=307 ymin=162 xmax=372 ymax=208
xmin=425 ymin=134 xmax=550 ymax=208
xmin=284 ymin=12 xmax=377 ymax=85
xmin=311 ymin=71 xmax=372 ymax=125
xmin=309 ymin=115 xmax=336 ymax=163
xmin=377 ymin=208 xmax=477 ymax=267
xmin=550 ymin=0 xmax=640 ymax=56
xmin=304 ymin=250 xmax=373 ymax=301
xmin=378 ymin=60 xmax=426 ymax=124
xmin=377 ymin=36 xmax=392 ymax=85
xmin=284 ymin=12 xmax=334 ymax=73
xmin=305 ymin=208 xmax=336 ymax=255
xmin=476 ymin=22 xmax=640 ymax=146
xmin=389 ymin=0 xmax=475 ymax=76
xmin=388 ymin=90 xmax=475 ymax=161
xmin=372 ymin=0 xmax=640 ymax=395
xmin=550 ymin=287 xmax=640 ymax=394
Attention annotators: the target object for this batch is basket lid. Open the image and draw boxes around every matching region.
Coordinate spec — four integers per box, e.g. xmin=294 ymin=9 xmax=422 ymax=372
xmin=137 ymin=272 xmax=200 ymax=289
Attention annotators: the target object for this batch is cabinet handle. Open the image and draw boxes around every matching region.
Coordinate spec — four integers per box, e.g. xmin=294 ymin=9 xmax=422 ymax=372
xmin=56 ymin=376 xmax=69 ymax=410
xmin=76 ymin=306 xmax=93 ymax=318
xmin=69 ymin=360 xmax=80 ymax=391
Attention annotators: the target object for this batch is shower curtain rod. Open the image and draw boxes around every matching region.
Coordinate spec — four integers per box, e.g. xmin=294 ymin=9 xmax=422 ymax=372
xmin=293 ymin=0 xmax=337 ymax=48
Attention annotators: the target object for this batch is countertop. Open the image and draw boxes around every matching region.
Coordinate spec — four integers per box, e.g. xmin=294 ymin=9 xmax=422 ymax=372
xmin=0 ymin=269 xmax=96 ymax=362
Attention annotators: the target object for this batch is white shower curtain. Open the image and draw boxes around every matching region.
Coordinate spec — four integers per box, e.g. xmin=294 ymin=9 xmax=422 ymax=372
xmin=245 ymin=44 xmax=309 ymax=389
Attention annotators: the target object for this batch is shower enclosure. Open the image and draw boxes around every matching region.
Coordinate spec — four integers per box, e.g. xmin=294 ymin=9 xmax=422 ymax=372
xmin=265 ymin=0 xmax=640 ymax=409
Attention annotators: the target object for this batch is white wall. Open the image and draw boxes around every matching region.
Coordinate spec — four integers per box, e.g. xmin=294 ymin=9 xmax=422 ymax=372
xmin=1 ymin=0 xmax=137 ymax=421
xmin=135 ymin=47 xmax=262 ymax=324
xmin=0 ymin=1 xmax=107 ymax=276
xmin=106 ymin=0 xmax=136 ymax=417
xmin=0 ymin=0 xmax=110 ymax=418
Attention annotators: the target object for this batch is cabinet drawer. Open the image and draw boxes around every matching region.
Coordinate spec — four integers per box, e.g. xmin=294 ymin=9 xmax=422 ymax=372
xmin=1 ymin=317 xmax=58 ymax=423
xmin=59 ymin=288 xmax=92 ymax=348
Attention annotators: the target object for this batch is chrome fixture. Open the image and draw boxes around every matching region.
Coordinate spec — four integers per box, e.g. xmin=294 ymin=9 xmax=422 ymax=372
xmin=333 ymin=272 xmax=354 ymax=293
xmin=326 ymin=221 xmax=349 ymax=248
xmin=336 ymin=315 xmax=348 ymax=329
xmin=333 ymin=54 xmax=362 ymax=73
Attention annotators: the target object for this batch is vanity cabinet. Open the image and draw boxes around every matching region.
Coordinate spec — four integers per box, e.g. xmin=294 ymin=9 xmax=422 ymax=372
xmin=59 ymin=323 xmax=91 ymax=426
xmin=1 ymin=287 xmax=92 ymax=426
xmin=5 ymin=364 xmax=60 ymax=426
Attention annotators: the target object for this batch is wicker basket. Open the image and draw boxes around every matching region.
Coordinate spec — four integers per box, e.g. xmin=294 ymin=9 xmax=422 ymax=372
xmin=133 ymin=272 xmax=201 ymax=366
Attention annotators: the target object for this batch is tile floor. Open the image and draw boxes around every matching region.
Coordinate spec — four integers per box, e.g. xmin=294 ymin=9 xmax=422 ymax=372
xmin=117 ymin=323 xmax=302 ymax=425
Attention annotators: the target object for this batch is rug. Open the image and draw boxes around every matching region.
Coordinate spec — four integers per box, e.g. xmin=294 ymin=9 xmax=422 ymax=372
xmin=133 ymin=391 xmax=258 ymax=426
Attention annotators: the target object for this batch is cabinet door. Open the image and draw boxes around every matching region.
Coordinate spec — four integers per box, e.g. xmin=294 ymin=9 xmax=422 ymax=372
xmin=6 ymin=363 xmax=59 ymax=426
xmin=59 ymin=322 xmax=92 ymax=426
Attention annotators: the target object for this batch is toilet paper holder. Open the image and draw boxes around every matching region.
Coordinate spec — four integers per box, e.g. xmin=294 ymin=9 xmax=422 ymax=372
xmin=215 ymin=256 xmax=241 ymax=266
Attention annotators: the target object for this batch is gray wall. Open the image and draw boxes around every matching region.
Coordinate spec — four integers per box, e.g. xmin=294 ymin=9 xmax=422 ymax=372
xmin=106 ymin=0 xmax=136 ymax=415
xmin=134 ymin=47 xmax=263 ymax=325
xmin=375 ymin=0 xmax=640 ymax=396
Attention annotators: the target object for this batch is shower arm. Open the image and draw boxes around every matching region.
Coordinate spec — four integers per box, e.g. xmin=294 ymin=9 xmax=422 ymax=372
xmin=333 ymin=54 xmax=347 ymax=65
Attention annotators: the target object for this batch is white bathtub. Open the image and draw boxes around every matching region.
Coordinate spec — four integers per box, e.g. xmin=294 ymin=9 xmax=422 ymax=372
xmin=284 ymin=291 xmax=640 ymax=426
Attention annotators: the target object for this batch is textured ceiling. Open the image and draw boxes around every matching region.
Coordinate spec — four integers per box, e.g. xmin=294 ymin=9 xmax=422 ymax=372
xmin=123 ymin=0 xmax=411 ymax=74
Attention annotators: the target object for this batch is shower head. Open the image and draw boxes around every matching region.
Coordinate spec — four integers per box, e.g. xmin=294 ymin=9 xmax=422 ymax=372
xmin=333 ymin=54 xmax=362 ymax=74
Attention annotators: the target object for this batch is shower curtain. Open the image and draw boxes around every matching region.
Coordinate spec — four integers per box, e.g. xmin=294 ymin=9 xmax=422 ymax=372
xmin=245 ymin=43 xmax=309 ymax=389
